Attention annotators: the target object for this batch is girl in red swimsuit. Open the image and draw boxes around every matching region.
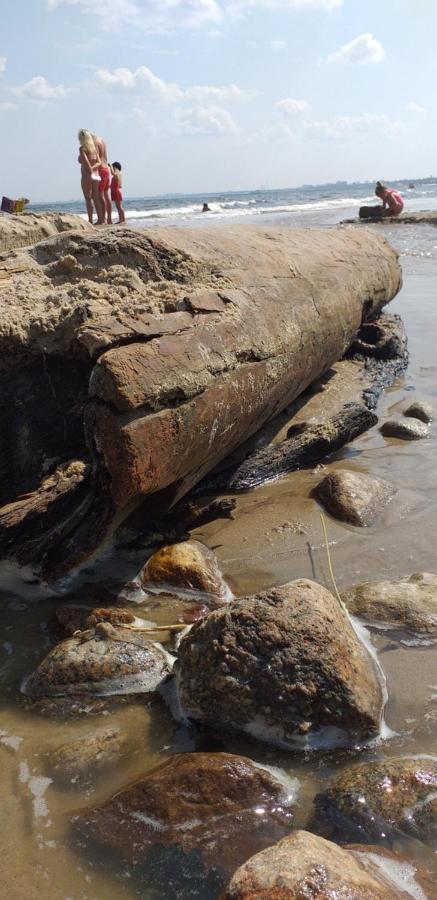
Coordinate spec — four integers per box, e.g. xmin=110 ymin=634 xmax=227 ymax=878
xmin=375 ymin=181 xmax=404 ymax=216
xmin=110 ymin=161 xmax=125 ymax=224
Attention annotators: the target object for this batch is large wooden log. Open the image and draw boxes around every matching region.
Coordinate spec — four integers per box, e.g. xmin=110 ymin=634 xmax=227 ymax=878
xmin=0 ymin=225 xmax=401 ymax=577
xmin=89 ymin=227 xmax=401 ymax=510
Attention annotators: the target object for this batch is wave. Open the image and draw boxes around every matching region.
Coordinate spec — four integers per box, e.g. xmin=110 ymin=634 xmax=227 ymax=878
xmin=78 ymin=194 xmax=376 ymax=224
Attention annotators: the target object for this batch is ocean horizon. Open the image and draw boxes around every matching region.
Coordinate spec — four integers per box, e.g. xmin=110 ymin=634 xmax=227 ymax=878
xmin=26 ymin=177 xmax=437 ymax=231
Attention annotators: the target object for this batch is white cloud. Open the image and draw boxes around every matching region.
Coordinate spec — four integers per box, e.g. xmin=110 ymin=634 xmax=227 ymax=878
xmin=277 ymin=97 xmax=310 ymax=114
xmin=407 ymin=101 xmax=427 ymax=114
xmin=14 ymin=76 xmax=68 ymax=101
xmin=0 ymin=57 xmax=6 ymax=74
xmin=229 ymin=0 xmax=342 ymax=13
xmin=94 ymin=66 xmax=256 ymax=106
xmin=47 ymin=0 xmax=222 ymax=31
xmin=0 ymin=101 xmax=17 ymax=111
xmin=175 ymin=104 xmax=237 ymax=134
xmin=324 ymin=32 xmax=385 ymax=65
xmin=93 ymin=66 xmax=183 ymax=100
xmin=270 ymin=40 xmax=287 ymax=51
xmin=186 ymin=83 xmax=256 ymax=102
xmin=306 ymin=112 xmax=407 ymax=138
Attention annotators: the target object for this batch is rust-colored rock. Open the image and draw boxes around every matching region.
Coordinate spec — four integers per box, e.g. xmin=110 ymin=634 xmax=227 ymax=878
xmin=223 ymin=830 xmax=430 ymax=899
xmin=0 ymin=224 xmax=401 ymax=577
xmin=314 ymin=756 xmax=437 ymax=845
xmin=175 ymin=579 xmax=384 ymax=748
xmin=140 ymin=540 xmax=232 ymax=605
xmin=314 ymin=469 xmax=394 ymax=526
xmin=73 ymin=752 xmax=297 ymax=875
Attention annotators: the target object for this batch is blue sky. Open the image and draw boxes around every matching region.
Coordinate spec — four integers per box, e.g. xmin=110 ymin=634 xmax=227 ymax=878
xmin=0 ymin=0 xmax=434 ymax=201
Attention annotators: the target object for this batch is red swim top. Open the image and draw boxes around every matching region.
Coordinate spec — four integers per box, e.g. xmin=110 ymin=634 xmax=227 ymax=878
xmin=387 ymin=189 xmax=404 ymax=209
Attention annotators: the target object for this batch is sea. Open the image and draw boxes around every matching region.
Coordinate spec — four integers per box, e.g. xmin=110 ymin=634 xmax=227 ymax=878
xmin=27 ymin=178 xmax=437 ymax=233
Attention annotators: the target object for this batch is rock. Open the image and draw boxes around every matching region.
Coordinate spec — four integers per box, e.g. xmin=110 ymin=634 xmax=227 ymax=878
xmin=403 ymin=400 xmax=434 ymax=424
xmin=380 ymin=417 xmax=429 ymax=440
xmin=140 ymin=540 xmax=232 ymax=605
xmin=314 ymin=469 xmax=395 ymax=526
xmin=314 ymin=756 xmax=437 ymax=845
xmin=55 ymin=605 xmax=136 ymax=636
xmin=342 ymin=210 xmax=437 ymax=226
xmin=22 ymin=623 xmax=173 ymax=698
xmin=49 ymin=726 xmax=130 ymax=787
xmin=223 ymin=830 xmax=429 ymax=899
xmin=411 ymin=795 xmax=437 ymax=848
xmin=342 ymin=572 xmax=437 ymax=633
xmin=175 ymin=579 xmax=384 ymax=749
xmin=0 ymin=224 xmax=401 ymax=578
xmin=73 ymin=752 xmax=297 ymax=875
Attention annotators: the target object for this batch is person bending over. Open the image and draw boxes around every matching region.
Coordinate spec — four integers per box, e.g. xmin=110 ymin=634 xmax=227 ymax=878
xmin=110 ymin=162 xmax=125 ymax=224
xmin=375 ymin=181 xmax=404 ymax=217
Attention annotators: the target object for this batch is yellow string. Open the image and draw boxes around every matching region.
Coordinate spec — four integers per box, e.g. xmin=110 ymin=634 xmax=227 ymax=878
xmin=319 ymin=512 xmax=345 ymax=610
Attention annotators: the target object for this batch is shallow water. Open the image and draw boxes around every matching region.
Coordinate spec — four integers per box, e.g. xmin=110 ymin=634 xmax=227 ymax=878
xmin=1 ymin=221 xmax=437 ymax=897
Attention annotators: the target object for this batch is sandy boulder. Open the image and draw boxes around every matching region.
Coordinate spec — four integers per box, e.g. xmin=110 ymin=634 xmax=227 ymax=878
xmin=314 ymin=469 xmax=394 ymax=526
xmin=380 ymin=417 xmax=429 ymax=439
xmin=73 ymin=752 xmax=297 ymax=875
xmin=342 ymin=572 xmax=437 ymax=633
xmin=140 ymin=540 xmax=232 ymax=605
xmin=22 ymin=622 xmax=172 ymax=698
xmin=403 ymin=399 xmax=434 ymax=423
xmin=314 ymin=756 xmax=437 ymax=845
xmin=175 ymin=579 xmax=384 ymax=749
xmin=223 ymin=830 xmax=423 ymax=899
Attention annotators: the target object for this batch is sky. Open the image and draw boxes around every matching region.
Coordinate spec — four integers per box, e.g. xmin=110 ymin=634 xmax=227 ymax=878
xmin=1 ymin=0 xmax=435 ymax=201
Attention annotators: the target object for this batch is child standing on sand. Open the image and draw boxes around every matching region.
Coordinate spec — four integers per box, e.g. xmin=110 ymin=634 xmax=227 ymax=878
xmin=110 ymin=162 xmax=125 ymax=224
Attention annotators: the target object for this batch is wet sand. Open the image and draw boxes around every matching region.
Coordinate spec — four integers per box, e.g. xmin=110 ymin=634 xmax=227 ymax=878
xmin=1 ymin=226 xmax=436 ymax=898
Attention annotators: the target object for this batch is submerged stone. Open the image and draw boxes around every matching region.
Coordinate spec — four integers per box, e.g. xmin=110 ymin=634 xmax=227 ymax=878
xmin=314 ymin=756 xmax=437 ymax=846
xmin=342 ymin=572 xmax=437 ymax=634
xmin=74 ymin=752 xmax=297 ymax=875
xmin=140 ymin=540 xmax=232 ymax=606
xmin=49 ymin=726 xmax=130 ymax=788
xmin=314 ymin=469 xmax=394 ymax=526
xmin=22 ymin=623 xmax=172 ymax=698
xmin=175 ymin=579 xmax=384 ymax=749
xmin=403 ymin=399 xmax=434 ymax=424
xmin=380 ymin=417 xmax=429 ymax=440
xmin=223 ymin=830 xmax=426 ymax=900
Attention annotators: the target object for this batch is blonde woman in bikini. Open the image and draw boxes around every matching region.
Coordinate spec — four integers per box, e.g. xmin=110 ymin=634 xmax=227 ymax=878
xmin=78 ymin=129 xmax=102 ymax=224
